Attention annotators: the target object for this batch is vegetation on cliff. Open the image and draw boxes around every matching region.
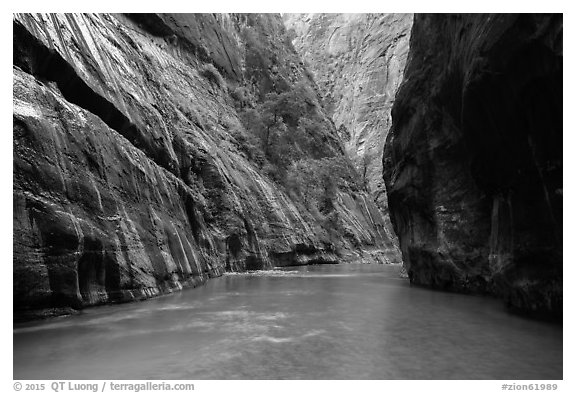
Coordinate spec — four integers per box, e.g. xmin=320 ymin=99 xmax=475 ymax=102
xmin=13 ymin=13 xmax=399 ymax=320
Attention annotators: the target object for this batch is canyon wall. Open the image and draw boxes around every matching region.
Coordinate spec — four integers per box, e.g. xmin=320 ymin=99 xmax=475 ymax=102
xmin=283 ymin=14 xmax=412 ymax=210
xmin=383 ymin=14 xmax=562 ymax=319
xmin=13 ymin=13 xmax=398 ymax=321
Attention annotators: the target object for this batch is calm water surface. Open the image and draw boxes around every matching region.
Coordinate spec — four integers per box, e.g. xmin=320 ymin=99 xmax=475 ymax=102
xmin=14 ymin=264 xmax=562 ymax=379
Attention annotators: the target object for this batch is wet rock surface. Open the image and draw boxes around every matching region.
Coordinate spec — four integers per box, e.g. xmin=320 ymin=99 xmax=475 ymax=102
xmin=383 ymin=14 xmax=562 ymax=319
xmin=13 ymin=13 xmax=399 ymax=321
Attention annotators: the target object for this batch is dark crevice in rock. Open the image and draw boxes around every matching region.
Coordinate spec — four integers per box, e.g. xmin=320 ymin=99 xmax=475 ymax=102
xmin=77 ymin=236 xmax=119 ymax=305
xmin=124 ymin=13 xmax=176 ymax=37
xmin=13 ymin=20 xmax=178 ymax=177
xmin=124 ymin=13 xmax=239 ymax=81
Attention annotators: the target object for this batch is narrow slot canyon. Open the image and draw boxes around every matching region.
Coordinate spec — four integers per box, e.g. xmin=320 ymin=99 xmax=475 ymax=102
xmin=12 ymin=13 xmax=563 ymax=381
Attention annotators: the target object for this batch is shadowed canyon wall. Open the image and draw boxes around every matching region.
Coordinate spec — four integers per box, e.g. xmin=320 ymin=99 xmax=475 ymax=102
xmin=13 ymin=13 xmax=399 ymax=321
xmin=383 ymin=14 xmax=562 ymax=319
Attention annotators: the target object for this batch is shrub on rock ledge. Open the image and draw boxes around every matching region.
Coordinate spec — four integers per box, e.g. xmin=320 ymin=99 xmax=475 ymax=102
xmin=200 ymin=63 xmax=225 ymax=89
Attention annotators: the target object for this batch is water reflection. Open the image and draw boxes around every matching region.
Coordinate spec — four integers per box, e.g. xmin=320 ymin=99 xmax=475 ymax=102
xmin=14 ymin=264 xmax=562 ymax=379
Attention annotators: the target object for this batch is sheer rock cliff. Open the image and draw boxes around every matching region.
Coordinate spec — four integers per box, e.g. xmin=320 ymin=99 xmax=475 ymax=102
xmin=13 ymin=13 xmax=398 ymax=320
xmin=383 ymin=14 xmax=562 ymax=319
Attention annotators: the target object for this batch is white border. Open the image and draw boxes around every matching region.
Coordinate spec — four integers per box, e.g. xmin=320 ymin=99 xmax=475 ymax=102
xmin=3 ymin=2 xmax=572 ymax=391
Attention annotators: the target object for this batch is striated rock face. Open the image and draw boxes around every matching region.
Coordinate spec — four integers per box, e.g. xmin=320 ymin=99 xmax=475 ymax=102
xmin=283 ymin=14 xmax=412 ymax=209
xmin=13 ymin=13 xmax=398 ymax=320
xmin=383 ymin=14 xmax=562 ymax=319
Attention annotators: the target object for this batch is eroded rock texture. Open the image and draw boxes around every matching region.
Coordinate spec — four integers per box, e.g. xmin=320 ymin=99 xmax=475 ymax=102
xmin=383 ymin=14 xmax=562 ymax=319
xmin=283 ymin=14 xmax=412 ymax=208
xmin=13 ymin=13 xmax=397 ymax=320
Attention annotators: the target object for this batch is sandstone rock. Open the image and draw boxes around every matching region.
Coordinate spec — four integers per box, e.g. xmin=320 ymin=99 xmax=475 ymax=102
xmin=383 ymin=14 xmax=562 ymax=319
xmin=283 ymin=14 xmax=412 ymax=210
xmin=13 ymin=13 xmax=398 ymax=320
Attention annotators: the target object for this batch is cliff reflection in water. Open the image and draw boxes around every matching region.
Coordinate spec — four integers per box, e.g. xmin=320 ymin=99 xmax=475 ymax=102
xmin=14 ymin=264 xmax=562 ymax=380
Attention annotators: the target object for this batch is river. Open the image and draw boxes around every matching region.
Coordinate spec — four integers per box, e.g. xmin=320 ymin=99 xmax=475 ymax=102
xmin=13 ymin=264 xmax=562 ymax=379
